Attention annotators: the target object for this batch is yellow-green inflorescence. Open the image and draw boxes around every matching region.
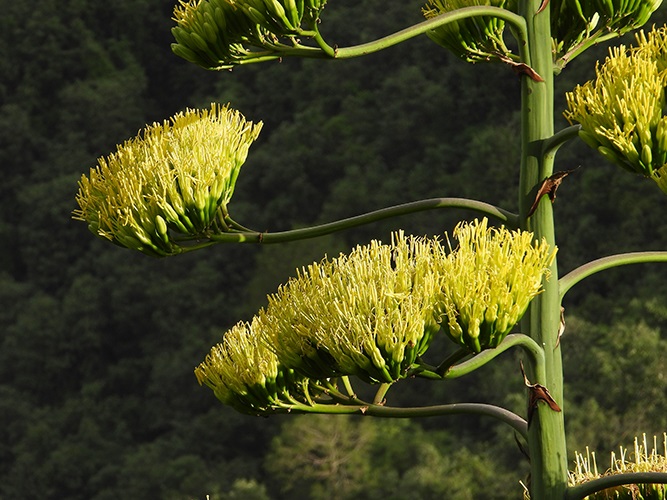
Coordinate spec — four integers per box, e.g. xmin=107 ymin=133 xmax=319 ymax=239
xmin=261 ymin=232 xmax=448 ymax=383
xmin=73 ymin=103 xmax=262 ymax=257
xmin=422 ymin=0 xmax=517 ymax=64
xmin=171 ymin=0 xmax=327 ymax=70
xmin=569 ymin=434 xmax=667 ymax=499
xmin=195 ymin=317 xmax=319 ymax=415
xmin=564 ymin=26 xmax=667 ymax=194
xmin=197 ymin=221 xmax=556 ymax=412
xmin=440 ymin=218 xmax=556 ymax=353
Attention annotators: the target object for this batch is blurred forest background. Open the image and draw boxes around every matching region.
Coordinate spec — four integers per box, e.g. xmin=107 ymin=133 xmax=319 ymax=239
xmin=3 ymin=1 xmax=667 ymax=498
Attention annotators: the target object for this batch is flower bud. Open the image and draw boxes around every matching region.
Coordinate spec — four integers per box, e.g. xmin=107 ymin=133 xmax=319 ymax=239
xmin=422 ymin=0 xmax=517 ymax=64
xmin=551 ymin=0 xmax=662 ymax=69
xmin=172 ymin=0 xmax=328 ymax=69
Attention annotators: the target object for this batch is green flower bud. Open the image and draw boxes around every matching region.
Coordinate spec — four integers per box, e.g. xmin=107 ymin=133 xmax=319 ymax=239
xmin=551 ymin=0 xmax=662 ymax=69
xmin=73 ymin=103 xmax=262 ymax=256
xmin=260 ymin=232 xmax=447 ymax=383
xmin=439 ymin=218 xmax=556 ymax=353
xmin=172 ymin=0 xmax=327 ymax=69
xmin=422 ymin=0 xmax=517 ymax=64
xmin=565 ymin=27 xmax=667 ymax=188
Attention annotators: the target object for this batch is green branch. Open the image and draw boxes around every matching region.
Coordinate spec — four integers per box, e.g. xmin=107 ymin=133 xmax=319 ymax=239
xmin=332 ymin=7 xmax=528 ymax=60
xmin=444 ymin=333 xmax=546 ymax=383
xmin=206 ymin=197 xmax=518 ymax=245
xmin=559 ymin=252 xmax=667 ymax=299
xmin=285 ymin=401 xmax=528 ymax=439
xmin=539 ymin=125 xmax=582 ymax=159
xmin=565 ymin=472 xmax=667 ymax=500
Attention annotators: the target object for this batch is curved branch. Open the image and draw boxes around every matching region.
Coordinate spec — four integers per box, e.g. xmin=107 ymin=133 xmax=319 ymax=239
xmin=540 ymin=125 xmax=582 ymax=159
xmin=333 ymin=7 xmax=528 ymax=61
xmin=559 ymin=252 xmax=667 ymax=300
xmin=566 ymin=472 xmax=667 ymax=500
xmin=206 ymin=197 xmax=518 ymax=245
xmin=445 ymin=333 xmax=545 ymax=383
xmin=286 ymin=401 xmax=528 ymax=439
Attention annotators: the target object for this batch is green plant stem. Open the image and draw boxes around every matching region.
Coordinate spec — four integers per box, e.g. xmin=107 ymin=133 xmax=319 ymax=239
xmin=230 ymin=7 xmax=528 ymax=65
xmin=559 ymin=251 xmax=667 ymax=299
xmin=206 ymin=197 xmax=517 ymax=245
xmin=285 ymin=401 xmax=528 ymax=439
xmin=444 ymin=334 xmax=546 ymax=382
xmin=372 ymin=383 xmax=392 ymax=405
xmin=434 ymin=348 xmax=471 ymax=376
xmin=565 ymin=472 xmax=667 ymax=500
xmin=556 ymin=30 xmax=626 ymax=73
xmin=540 ymin=124 xmax=582 ymax=159
xmin=333 ymin=7 xmax=527 ymax=60
xmin=518 ymin=1 xmax=568 ymax=498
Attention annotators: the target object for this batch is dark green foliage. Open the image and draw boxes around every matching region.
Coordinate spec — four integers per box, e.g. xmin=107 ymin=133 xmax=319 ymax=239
xmin=3 ymin=0 xmax=667 ymax=498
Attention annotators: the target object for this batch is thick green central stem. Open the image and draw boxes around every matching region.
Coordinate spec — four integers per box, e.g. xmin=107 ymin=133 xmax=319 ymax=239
xmin=518 ymin=1 xmax=568 ymax=498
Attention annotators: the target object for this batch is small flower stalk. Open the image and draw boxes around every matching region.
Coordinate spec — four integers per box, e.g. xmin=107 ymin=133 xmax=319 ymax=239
xmin=440 ymin=219 xmax=556 ymax=353
xmin=73 ymin=103 xmax=262 ymax=256
xmin=564 ymin=27 xmax=667 ymax=194
xmin=422 ymin=0 xmax=517 ymax=64
xmin=171 ymin=0 xmax=327 ymax=70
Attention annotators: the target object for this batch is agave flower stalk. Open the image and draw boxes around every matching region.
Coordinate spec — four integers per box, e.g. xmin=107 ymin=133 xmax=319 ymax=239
xmin=73 ymin=103 xmax=262 ymax=256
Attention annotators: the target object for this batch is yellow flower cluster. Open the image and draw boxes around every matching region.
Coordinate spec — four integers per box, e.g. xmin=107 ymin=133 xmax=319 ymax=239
xmin=441 ymin=219 xmax=556 ymax=353
xmin=564 ymin=27 xmax=667 ymax=193
xmin=569 ymin=434 xmax=667 ymax=499
xmin=73 ymin=104 xmax=262 ymax=256
xmin=261 ymin=232 xmax=447 ymax=383
xmin=194 ymin=318 xmax=312 ymax=414
xmin=197 ymin=221 xmax=556 ymax=412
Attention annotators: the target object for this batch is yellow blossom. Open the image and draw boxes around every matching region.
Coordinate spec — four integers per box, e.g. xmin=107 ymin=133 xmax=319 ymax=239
xmin=439 ymin=218 xmax=556 ymax=353
xmin=260 ymin=232 xmax=447 ymax=383
xmin=564 ymin=26 xmax=667 ymax=193
xmin=73 ymin=103 xmax=262 ymax=256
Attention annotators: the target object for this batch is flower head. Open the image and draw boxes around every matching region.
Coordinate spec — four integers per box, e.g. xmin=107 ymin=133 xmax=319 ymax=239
xmin=73 ymin=103 xmax=262 ymax=256
xmin=195 ymin=318 xmax=314 ymax=415
xmin=564 ymin=27 xmax=667 ymax=193
xmin=260 ymin=232 xmax=447 ymax=383
xmin=439 ymin=219 xmax=556 ymax=353
xmin=569 ymin=434 xmax=667 ymax=499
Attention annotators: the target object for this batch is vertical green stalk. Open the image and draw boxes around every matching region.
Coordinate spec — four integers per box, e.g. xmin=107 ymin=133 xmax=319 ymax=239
xmin=518 ymin=1 xmax=568 ymax=498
